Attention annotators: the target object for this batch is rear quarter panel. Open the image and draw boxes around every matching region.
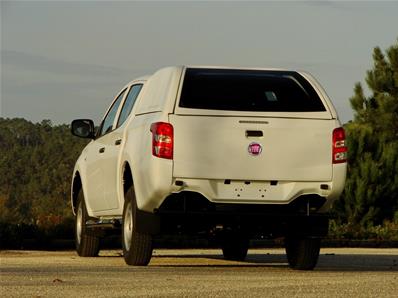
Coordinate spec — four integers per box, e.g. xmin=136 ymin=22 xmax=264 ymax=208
xmin=123 ymin=112 xmax=175 ymax=213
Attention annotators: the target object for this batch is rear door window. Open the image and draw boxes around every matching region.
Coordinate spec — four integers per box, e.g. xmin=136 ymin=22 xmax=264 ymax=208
xmin=99 ymin=89 xmax=126 ymax=137
xmin=117 ymin=84 xmax=143 ymax=128
xmin=179 ymin=68 xmax=326 ymax=112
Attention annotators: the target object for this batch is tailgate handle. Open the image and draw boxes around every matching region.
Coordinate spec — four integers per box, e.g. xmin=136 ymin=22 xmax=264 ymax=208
xmin=246 ymin=130 xmax=263 ymax=137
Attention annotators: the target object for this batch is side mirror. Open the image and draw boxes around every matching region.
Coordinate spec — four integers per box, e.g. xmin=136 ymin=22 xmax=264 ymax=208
xmin=71 ymin=119 xmax=95 ymax=139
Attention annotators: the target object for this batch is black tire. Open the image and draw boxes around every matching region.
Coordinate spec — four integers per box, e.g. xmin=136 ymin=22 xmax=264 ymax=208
xmin=122 ymin=184 xmax=153 ymax=266
xmin=221 ymin=233 xmax=249 ymax=261
xmin=75 ymin=191 xmax=100 ymax=257
xmin=285 ymin=237 xmax=321 ymax=270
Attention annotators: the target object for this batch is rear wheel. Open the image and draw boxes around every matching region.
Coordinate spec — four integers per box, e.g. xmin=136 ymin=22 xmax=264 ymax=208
xmin=122 ymin=184 xmax=153 ymax=266
xmin=221 ymin=232 xmax=249 ymax=261
xmin=75 ymin=191 xmax=100 ymax=257
xmin=285 ymin=237 xmax=321 ymax=270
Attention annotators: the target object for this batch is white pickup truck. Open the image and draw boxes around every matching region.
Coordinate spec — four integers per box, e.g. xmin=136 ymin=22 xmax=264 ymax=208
xmin=71 ymin=66 xmax=347 ymax=270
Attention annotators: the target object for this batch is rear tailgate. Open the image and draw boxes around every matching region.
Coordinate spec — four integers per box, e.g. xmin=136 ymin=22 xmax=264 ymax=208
xmin=170 ymin=115 xmax=334 ymax=181
xmin=170 ymin=67 xmax=337 ymax=182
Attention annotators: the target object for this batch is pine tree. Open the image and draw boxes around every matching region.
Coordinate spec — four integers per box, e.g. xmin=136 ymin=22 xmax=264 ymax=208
xmin=335 ymin=39 xmax=398 ymax=228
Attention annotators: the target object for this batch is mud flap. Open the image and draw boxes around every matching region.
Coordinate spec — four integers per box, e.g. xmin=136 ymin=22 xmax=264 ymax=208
xmin=287 ymin=216 xmax=329 ymax=238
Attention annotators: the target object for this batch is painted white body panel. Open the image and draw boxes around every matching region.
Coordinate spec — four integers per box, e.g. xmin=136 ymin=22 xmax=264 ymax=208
xmin=71 ymin=65 xmax=346 ymax=218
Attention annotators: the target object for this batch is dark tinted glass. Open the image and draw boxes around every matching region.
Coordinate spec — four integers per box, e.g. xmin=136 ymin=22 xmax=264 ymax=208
xmin=99 ymin=89 xmax=126 ymax=136
xmin=179 ymin=69 xmax=326 ymax=112
xmin=117 ymin=84 xmax=143 ymax=128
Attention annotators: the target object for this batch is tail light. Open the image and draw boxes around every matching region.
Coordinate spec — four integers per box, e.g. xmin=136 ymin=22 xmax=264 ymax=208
xmin=150 ymin=122 xmax=173 ymax=159
xmin=332 ymin=127 xmax=347 ymax=164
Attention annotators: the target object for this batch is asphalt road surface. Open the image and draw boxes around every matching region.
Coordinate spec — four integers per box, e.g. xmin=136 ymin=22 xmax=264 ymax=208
xmin=1 ymin=248 xmax=397 ymax=297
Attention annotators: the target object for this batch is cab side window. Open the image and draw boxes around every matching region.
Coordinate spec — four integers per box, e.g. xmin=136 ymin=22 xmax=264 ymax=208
xmin=99 ymin=89 xmax=127 ymax=137
xmin=117 ymin=84 xmax=143 ymax=128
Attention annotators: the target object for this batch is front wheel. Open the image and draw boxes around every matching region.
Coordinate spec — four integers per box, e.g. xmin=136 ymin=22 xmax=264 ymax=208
xmin=285 ymin=237 xmax=321 ymax=270
xmin=75 ymin=191 xmax=100 ymax=257
xmin=122 ymin=184 xmax=153 ymax=266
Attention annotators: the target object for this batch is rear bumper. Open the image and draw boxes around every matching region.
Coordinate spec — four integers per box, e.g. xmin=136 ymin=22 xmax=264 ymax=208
xmin=169 ymin=178 xmax=342 ymax=207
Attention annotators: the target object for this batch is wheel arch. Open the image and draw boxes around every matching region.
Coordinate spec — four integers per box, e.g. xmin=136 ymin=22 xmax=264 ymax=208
xmin=72 ymin=171 xmax=82 ymax=215
xmin=121 ymin=160 xmax=160 ymax=235
xmin=122 ymin=161 xmax=133 ymax=199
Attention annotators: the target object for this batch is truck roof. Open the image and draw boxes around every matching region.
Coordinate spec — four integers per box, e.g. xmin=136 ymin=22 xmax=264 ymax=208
xmin=128 ymin=65 xmax=293 ymax=85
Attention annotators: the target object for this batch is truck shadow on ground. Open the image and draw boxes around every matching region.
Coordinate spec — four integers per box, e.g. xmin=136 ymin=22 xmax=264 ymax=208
xmin=152 ymin=253 xmax=398 ymax=272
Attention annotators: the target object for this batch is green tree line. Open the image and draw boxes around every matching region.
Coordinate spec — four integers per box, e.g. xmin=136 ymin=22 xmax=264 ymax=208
xmin=0 ymin=119 xmax=88 ymax=246
xmin=0 ymin=40 xmax=397 ymax=246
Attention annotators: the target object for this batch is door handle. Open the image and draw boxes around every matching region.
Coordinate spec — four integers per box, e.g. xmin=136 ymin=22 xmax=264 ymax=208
xmin=99 ymin=147 xmax=105 ymax=153
xmin=115 ymin=139 xmax=122 ymax=146
xmin=246 ymin=130 xmax=263 ymax=137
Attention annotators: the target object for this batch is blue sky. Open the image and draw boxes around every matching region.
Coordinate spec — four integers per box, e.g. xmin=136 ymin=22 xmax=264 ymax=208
xmin=1 ymin=1 xmax=398 ymax=124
